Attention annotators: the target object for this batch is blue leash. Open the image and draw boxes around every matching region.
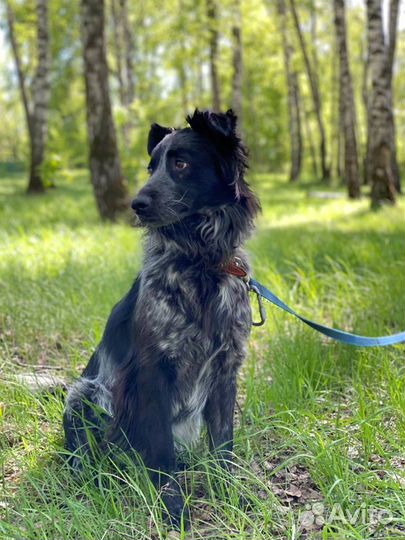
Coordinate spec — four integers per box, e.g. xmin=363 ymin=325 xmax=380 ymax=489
xmin=249 ymin=277 xmax=405 ymax=347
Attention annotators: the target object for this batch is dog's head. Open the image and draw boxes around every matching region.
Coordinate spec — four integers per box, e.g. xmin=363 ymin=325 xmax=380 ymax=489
xmin=131 ymin=109 xmax=260 ymax=227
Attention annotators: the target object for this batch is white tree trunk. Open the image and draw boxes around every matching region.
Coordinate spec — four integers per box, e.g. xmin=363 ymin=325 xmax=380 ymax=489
xmin=278 ymin=0 xmax=302 ymax=182
xmin=120 ymin=0 xmax=135 ymax=107
xmin=387 ymin=0 xmax=401 ymax=192
xmin=28 ymin=0 xmax=51 ymax=193
xmin=334 ymin=0 xmax=360 ymax=198
xmin=7 ymin=0 xmax=50 ymax=193
xmin=366 ymin=0 xmax=397 ymax=207
xmin=290 ymin=0 xmax=329 ymax=181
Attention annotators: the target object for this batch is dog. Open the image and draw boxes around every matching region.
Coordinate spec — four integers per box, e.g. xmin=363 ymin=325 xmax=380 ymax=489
xmin=63 ymin=109 xmax=260 ymax=526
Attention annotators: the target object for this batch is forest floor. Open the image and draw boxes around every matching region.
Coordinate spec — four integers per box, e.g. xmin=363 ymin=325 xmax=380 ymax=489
xmin=0 ymin=170 xmax=405 ymax=539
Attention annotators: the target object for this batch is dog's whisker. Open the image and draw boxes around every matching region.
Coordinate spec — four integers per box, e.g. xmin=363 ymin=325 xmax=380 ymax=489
xmin=165 ymin=196 xmax=190 ymax=210
xmin=166 ymin=207 xmax=182 ymax=220
xmin=170 ymin=192 xmax=190 ymax=208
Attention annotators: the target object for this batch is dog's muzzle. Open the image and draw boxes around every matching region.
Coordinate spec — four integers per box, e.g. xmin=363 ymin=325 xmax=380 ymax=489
xmin=131 ymin=193 xmax=152 ymax=214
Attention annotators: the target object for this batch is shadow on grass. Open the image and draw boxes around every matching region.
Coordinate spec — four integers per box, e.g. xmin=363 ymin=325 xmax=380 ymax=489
xmin=0 ymin=170 xmax=139 ymax=234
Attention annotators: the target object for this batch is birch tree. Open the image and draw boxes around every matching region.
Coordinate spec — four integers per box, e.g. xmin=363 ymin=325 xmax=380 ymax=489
xmin=6 ymin=0 xmax=50 ymax=193
xmin=278 ymin=0 xmax=302 ymax=182
xmin=290 ymin=0 xmax=329 ymax=181
xmin=387 ymin=0 xmax=401 ymax=192
xmin=333 ymin=0 xmax=360 ymax=198
xmin=111 ymin=0 xmax=126 ymax=107
xmin=361 ymin=39 xmax=371 ymax=185
xmin=81 ymin=0 xmax=129 ymax=220
xmin=366 ymin=0 xmax=398 ymax=207
xmin=110 ymin=0 xmax=136 ymax=147
xmin=121 ymin=0 xmax=136 ymax=108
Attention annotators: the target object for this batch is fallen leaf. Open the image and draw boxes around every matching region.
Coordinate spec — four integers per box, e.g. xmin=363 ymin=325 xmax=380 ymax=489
xmin=285 ymin=484 xmax=302 ymax=498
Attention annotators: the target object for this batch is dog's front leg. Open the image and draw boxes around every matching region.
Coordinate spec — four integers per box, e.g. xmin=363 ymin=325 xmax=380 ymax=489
xmin=203 ymin=369 xmax=237 ymax=469
xmin=204 ymin=368 xmax=250 ymax=508
xmin=111 ymin=361 xmax=187 ymax=527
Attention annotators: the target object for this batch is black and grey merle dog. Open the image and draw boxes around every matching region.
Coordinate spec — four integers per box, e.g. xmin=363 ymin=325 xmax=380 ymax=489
xmin=63 ymin=109 xmax=260 ymax=525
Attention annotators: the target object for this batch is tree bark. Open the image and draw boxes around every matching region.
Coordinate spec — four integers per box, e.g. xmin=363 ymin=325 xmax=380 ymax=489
xmin=120 ymin=0 xmax=135 ymax=107
xmin=303 ymin=105 xmax=318 ymax=180
xmin=278 ymin=0 xmax=302 ymax=182
xmin=361 ymin=43 xmax=371 ymax=185
xmin=366 ymin=0 xmax=401 ymax=194
xmin=206 ymin=0 xmax=221 ymax=112
xmin=111 ymin=0 xmax=135 ymax=150
xmin=290 ymin=0 xmax=329 ymax=181
xmin=111 ymin=0 xmax=135 ymax=147
xmin=5 ymin=2 xmax=33 ymax=142
xmin=331 ymin=44 xmax=343 ymax=180
xmin=333 ymin=0 xmax=361 ymax=198
xmin=387 ymin=0 xmax=401 ymax=192
xmin=81 ymin=0 xmax=129 ymax=220
xmin=111 ymin=0 xmax=126 ymax=106
xmin=337 ymin=82 xmax=345 ymax=181
xmin=387 ymin=0 xmax=400 ymax=77
xmin=6 ymin=0 xmax=50 ymax=194
xmin=28 ymin=0 xmax=51 ymax=193
xmin=366 ymin=0 xmax=397 ymax=207
xmin=231 ymin=0 xmax=243 ymax=133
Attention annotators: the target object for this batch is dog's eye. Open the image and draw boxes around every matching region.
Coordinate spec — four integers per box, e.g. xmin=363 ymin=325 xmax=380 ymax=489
xmin=147 ymin=166 xmax=153 ymax=175
xmin=175 ymin=160 xmax=188 ymax=171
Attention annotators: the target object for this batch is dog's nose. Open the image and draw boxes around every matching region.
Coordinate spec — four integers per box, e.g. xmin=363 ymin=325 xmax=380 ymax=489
xmin=131 ymin=193 xmax=152 ymax=213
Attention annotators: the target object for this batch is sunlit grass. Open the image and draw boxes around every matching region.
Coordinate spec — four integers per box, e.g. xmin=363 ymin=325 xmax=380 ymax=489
xmin=0 ymin=170 xmax=404 ymax=539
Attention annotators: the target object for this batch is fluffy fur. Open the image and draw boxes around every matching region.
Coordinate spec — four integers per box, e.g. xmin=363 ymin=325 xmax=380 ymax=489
xmin=63 ymin=109 xmax=260 ymax=526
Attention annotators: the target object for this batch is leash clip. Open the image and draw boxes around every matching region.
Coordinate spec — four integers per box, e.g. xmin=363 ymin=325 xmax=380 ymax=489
xmin=248 ymin=282 xmax=267 ymax=327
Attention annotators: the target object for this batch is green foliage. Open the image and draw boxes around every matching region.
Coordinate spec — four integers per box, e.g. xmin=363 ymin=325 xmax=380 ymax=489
xmin=1 ymin=0 xmax=403 ymax=181
xmin=36 ymin=152 xmax=62 ymax=187
xmin=0 ymin=171 xmax=404 ymax=538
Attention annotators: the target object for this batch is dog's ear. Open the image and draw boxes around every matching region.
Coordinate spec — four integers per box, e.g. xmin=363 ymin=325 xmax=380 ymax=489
xmin=187 ymin=108 xmax=260 ymax=217
xmin=186 ymin=109 xmax=238 ymax=145
xmin=147 ymin=123 xmax=173 ymax=155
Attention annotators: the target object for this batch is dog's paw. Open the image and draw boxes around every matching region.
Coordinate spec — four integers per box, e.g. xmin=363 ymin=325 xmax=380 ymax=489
xmin=161 ymin=483 xmax=190 ymax=530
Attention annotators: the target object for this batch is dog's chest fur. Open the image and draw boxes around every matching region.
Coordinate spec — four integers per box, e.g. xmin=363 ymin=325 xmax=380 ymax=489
xmin=135 ymin=233 xmax=252 ymax=447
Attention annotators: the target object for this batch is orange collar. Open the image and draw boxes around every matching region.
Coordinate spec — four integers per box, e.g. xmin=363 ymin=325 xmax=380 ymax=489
xmin=220 ymin=257 xmax=249 ymax=281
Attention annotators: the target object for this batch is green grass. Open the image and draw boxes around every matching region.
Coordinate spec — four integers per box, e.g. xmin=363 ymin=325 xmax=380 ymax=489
xmin=0 ymin=170 xmax=404 ymax=539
